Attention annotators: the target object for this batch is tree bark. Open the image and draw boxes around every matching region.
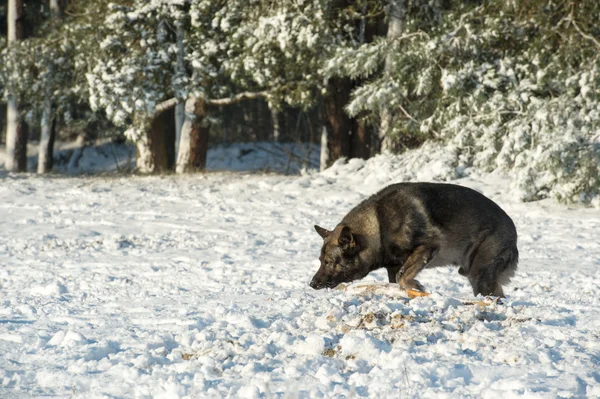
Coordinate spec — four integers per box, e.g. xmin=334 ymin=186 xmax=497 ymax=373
xmin=5 ymin=0 xmax=28 ymax=172
xmin=148 ymin=107 xmax=176 ymax=173
xmin=15 ymin=118 xmax=29 ymax=171
xmin=320 ymin=125 xmax=329 ymax=171
xmin=351 ymin=117 xmax=371 ymax=159
xmin=175 ymin=103 xmax=184 ymax=155
xmin=38 ymin=100 xmax=56 ymax=174
xmin=271 ymin=108 xmax=280 ymax=142
xmin=68 ymin=132 xmax=87 ymax=173
xmin=323 ymin=77 xmax=352 ymax=167
xmin=176 ymin=97 xmax=208 ymax=173
xmin=134 ymin=108 xmax=176 ymax=174
xmin=6 ymin=98 xmax=29 ymax=171
xmin=38 ymin=0 xmax=63 ymax=175
xmin=379 ymin=0 xmax=404 ymax=153
xmin=174 ymin=25 xmax=185 ymax=159
xmin=190 ymin=116 xmax=209 ymax=171
xmin=49 ymin=0 xmax=63 ymax=19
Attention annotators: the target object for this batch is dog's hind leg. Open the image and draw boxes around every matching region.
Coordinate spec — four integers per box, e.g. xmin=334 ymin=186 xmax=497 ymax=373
xmin=468 ymin=237 xmax=518 ymax=297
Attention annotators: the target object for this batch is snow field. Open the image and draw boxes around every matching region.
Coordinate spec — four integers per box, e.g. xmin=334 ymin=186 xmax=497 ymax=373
xmin=1 ymin=155 xmax=600 ymax=398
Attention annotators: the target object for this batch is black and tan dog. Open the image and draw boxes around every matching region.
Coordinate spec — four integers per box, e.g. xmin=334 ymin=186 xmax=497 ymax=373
xmin=311 ymin=183 xmax=518 ymax=297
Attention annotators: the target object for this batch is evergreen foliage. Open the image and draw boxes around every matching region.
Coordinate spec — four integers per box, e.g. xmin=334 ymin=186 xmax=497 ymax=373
xmin=1 ymin=0 xmax=598 ymax=203
xmin=326 ymin=0 xmax=600 ymax=204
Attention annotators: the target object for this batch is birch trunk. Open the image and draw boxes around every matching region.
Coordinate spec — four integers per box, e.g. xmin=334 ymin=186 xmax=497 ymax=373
xmin=5 ymin=0 xmax=27 ymax=172
xmin=379 ymin=0 xmax=404 ymax=153
xmin=174 ymin=25 xmax=185 ymax=158
xmin=38 ymin=101 xmax=55 ymax=174
xmin=319 ymin=126 xmax=329 ymax=171
xmin=175 ymin=103 xmax=184 ymax=156
xmin=176 ymin=97 xmax=208 ymax=173
xmin=271 ymin=108 xmax=280 ymax=142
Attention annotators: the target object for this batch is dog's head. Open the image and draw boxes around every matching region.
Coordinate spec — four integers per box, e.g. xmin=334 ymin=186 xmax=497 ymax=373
xmin=310 ymin=224 xmax=368 ymax=289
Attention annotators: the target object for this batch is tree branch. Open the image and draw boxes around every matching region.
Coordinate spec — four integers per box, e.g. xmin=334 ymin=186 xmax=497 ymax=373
xmin=155 ymin=91 xmax=267 ymax=115
xmin=397 ymin=103 xmax=441 ymax=138
xmin=569 ymin=3 xmax=600 ymax=50
xmin=155 ymin=97 xmax=180 ymax=114
xmin=206 ymin=91 xmax=267 ymax=106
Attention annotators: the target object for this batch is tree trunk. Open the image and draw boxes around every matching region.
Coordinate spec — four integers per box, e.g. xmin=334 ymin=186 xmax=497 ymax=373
xmin=324 ymin=77 xmax=352 ymax=167
xmin=38 ymin=101 xmax=56 ymax=174
xmin=37 ymin=0 xmax=63 ymax=174
xmin=49 ymin=0 xmax=63 ymax=18
xmin=379 ymin=0 xmax=404 ymax=153
xmin=68 ymin=132 xmax=87 ymax=173
xmin=320 ymin=125 xmax=329 ymax=171
xmin=135 ymin=108 xmax=176 ymax=173
xmin=351 ymin=117 xmax=370 ymax=159
xmin=175 ymin=103 xmax=184 ymax=155
xmin=174 ymin=25 xmax=185 ymax=159
xmin=149 ymin=107 xmax=176 ymax=173
xmin=271 ymin=108 xmax=280 ymax=142
xmin=190 ymin=116 xmax=209 ymax=171
xmin=6 ymin=97 xmax=29 ymax=171
xmin=5 ymin=0 xmax=27 ymax=172
xmin=176 ymin=97 xmax=208 ymax=173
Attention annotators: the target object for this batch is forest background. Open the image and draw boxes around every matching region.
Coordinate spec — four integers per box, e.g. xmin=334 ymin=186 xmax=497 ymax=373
xmin=1 ymin=0 xmax=599 ymax=205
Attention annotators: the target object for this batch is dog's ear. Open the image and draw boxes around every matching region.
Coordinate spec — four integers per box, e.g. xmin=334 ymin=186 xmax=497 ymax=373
xmin=338 ymin=225 xmax=357 ymax=253
xmin=314 ymin=225 xmax=331 ymax=239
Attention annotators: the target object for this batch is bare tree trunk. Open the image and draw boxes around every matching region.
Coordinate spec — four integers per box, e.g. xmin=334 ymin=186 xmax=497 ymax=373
xmin=135 ymin=133 xmax=153 ymax=173
xmin=174 ymin=25 xmax=185 ymax=158
xmin=68 ymin=132 xmax=87 ymax=173
xmin=351 ymin=117 xmax=371 ymax=159
xmin=190 ymin=116 xmax=209 ymax=170
xmin=150 ymin=107 xmax=175 ymax=173
xmin=49 ymin=0 xmax=63 ymax=18
xmin=176 ymin=97 xmax=208 ymax=173
xmin=37 ymin=0 xmax=63 ymax=174
xmin=134 ymin=108 xmax=176 ymax=173
xmin=175 ymin=103 xmax=184 ymax=154
xmin=320 ymin=126 xmax=329 ymax=171
xmin=271 ymin=108 xmax=280 ymax=142
xmin=221 ymin=105 xmax=228 ymax=145
xmin=6 ymin=99 xmax=29 ymax=171
xmin=323 ymin=77 xmax=352 ymax=167
xmin=5 ymin=0 xmax=27 ymax=172
xmin=379 ymin=0 xmax=404 ymax=153
xmin=38 ymin=100 xmax=56 ymax=174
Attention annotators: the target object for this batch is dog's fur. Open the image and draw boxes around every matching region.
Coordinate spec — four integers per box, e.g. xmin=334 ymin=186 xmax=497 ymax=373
xmin=310 ymin=182 xmax=518 ymax=297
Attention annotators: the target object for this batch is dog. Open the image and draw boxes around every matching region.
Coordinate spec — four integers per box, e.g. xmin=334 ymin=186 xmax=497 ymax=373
xmin=310 ymin=182 xmax=518 ymax=297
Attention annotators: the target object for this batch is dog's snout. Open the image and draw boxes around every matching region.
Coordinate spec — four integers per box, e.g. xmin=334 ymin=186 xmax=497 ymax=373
xmin=309 ymin=277 xmax=327 ymax=290
xmin=309 ymin=278 xmax=321 ymax=289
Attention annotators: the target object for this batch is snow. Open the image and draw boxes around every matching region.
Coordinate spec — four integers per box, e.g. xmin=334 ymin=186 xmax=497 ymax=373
xmin=0 ymin=140 xmax=320 ymax=176
xmin=1 ymin=149 xmax=600 ymax=398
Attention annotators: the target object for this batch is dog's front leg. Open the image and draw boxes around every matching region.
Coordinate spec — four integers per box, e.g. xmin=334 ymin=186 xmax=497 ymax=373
xmin=395 ymin=245 xmax=438 ymax=292
xmin=386 ymin=265 xmax=403 ymax=283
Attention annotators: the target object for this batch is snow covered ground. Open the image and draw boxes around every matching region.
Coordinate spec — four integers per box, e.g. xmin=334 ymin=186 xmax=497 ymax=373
xmin=1 ymin=152 xmax=600 ymax=398
xmin=0 ymin=140 xmax=319 ymax=175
